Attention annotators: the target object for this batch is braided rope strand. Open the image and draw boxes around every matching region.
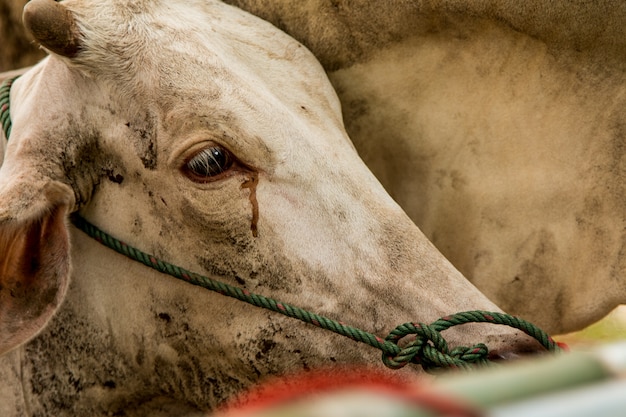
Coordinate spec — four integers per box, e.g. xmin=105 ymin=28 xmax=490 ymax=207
xmin=0 ymin=77 xmax=17 ymax=139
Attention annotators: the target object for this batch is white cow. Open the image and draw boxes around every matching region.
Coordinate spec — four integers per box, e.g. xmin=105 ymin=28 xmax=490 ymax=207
xmin=224 ymin=0 xmax=626 ymax=334
xmin=0 ymin=0 xmax=543 ymax=415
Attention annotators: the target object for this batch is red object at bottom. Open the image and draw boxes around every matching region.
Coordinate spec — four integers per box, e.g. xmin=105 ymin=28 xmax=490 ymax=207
xmin=219 ymin=366 xmax=482 ymax=417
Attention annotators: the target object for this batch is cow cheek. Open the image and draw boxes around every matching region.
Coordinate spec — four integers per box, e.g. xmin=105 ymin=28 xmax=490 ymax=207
xmin=0 ymin=205 xmax=71 ymax=355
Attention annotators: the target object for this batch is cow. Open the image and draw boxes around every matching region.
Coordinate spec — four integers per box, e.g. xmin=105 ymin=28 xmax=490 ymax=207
xmin=1 ymin=1 xmax=622 ymax=337
xmin=218 ymin=0 xmax=626 ymax=335
xmin=0 ymin=0 xmax=544 ymax=415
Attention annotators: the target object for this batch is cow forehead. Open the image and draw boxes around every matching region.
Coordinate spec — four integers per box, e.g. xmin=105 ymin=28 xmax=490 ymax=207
xmin=66 ymin=0 xmax=337 ymax=105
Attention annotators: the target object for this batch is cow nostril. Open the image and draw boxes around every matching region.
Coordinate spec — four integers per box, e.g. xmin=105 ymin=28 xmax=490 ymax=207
xmin=488 ymin=344 xmax=552 ymax=363
xmin=486 ymin=335 xmax=553 ymax=363
xmin=488 ymin=351 xmax=523 ymax=362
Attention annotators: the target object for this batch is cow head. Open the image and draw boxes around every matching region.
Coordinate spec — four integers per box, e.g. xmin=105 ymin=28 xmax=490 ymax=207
xmin=0 ymin=0 xmax=544 ymax=410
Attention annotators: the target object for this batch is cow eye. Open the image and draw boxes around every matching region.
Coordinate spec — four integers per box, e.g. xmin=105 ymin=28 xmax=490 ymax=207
xmin=185 ymin=145 xmax=234 ymax=180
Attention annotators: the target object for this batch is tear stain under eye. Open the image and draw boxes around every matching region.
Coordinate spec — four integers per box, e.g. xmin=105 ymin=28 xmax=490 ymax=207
xmin=241 ymin=172 xmax=259 ymax=237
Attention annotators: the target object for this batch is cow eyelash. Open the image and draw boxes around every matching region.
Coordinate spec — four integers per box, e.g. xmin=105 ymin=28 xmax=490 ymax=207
xmin=184 ymin=145 xmax=234 ymax=181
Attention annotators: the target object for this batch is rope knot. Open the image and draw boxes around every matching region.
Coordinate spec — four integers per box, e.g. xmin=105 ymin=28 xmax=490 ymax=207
xmin=379 ymin=311 xmax=562 ymax=371
xmin=381 ymin=322 xmax=490 ymax=371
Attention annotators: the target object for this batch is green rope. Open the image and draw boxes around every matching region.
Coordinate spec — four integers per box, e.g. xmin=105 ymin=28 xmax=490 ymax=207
xmin=70 ymin=215 xmax=562 ymax=371
xmin=0 ymin=76 xmax=16 ymax=139
xmin=0 ymin=76 xmax=562 ymax=372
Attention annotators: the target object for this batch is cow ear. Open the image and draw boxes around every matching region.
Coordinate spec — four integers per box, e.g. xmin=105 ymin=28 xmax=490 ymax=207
xmin=0 ymin=199 xmax=71 ymax=354
xmin=23 ymin=0 xmax=82 ymax=58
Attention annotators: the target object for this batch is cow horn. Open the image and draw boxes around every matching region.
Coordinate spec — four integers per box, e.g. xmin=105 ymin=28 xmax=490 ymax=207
xmin=23 ymin=0 xmax=81 ymax=58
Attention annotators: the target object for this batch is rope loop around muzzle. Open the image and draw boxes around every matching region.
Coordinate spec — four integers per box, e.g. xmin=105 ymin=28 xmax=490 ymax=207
xmin=71 ymin=215 xmax=562 ymax=372
xmin=0 ymin=76 xmax=562 ymax=372
xmin=382 ymin=311 xmax=561 ymax=371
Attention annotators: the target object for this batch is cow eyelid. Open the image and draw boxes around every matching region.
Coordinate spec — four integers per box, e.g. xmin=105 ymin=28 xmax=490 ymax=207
xmin=184 ymin=146 xmax=234 ymax=180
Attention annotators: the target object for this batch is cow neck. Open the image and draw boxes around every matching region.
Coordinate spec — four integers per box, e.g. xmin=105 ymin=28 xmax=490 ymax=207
xmin=0 ymin=76 xmax=562 ymax=373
